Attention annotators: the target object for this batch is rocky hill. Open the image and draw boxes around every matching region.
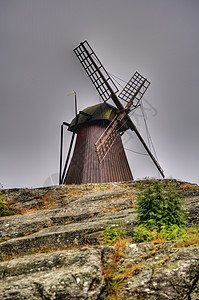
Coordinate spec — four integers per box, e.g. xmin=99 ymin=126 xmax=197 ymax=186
xmin=0 ymin=179 xmax=199 ymax=299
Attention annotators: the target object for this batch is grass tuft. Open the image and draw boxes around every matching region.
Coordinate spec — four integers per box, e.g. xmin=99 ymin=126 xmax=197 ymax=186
xmin=100 ymin=226 xmax=143 ymax=299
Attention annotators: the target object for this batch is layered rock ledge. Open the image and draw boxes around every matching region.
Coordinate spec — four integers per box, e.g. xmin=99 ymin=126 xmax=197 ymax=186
xmin=0 ymin=180 xmax=199 ymax=299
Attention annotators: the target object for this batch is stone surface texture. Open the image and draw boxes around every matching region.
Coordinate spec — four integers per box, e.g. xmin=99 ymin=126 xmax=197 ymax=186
xmin=0 ymin=180 xmax=199 ymax=299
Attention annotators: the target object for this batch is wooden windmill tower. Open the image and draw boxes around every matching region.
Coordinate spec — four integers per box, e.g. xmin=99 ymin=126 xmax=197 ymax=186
xmin=59 ymin=41 xmax=164 ymax=184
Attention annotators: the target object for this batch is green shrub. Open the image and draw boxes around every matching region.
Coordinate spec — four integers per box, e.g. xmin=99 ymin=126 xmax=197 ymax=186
xmin=134 ymin=224 xmax=155 ymax=242
xmin=102 ymin=225 xmax=126 ymax=245
xmin=136 ymin=180 xmax=187 ymax=230
xmin=134 ymin=180 xmax=188 ymax=242
xmin=160 ymin=224 xmax=186 ymax=240
xmin=0 ymin=191 xmax=15 ymax=217
xmin=134 ymin=224 xmax=187 ymax=243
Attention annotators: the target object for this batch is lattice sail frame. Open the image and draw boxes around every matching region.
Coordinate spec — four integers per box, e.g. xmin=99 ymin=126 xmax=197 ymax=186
xmin=118 ymin=72 xmax=150 ymax=110
xmin=74 ymin=41 xmax=119 ymax=102
xmin=95 ymin=73 xmax=150 ymax=163
xmin=95 ymin=114 xmax=120 ymax=163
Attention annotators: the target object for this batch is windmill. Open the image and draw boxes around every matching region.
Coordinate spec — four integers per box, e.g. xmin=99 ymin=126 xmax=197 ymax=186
xmin=59 ymin=41 xmax=164 ymax=184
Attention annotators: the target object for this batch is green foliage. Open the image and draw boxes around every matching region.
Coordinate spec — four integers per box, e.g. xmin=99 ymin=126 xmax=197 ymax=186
xmin=134 ymin=224 xmax=187 ymax=242
xmin=160 ymin=224 xmax=186 ymax=240
xmin=134 ymin=180 xmax=188 ymax=242
xmin=134 ymin=224 xmax=155 ymax=242
xmin=176 ymin=226 xmax=199 ymax=247
xmin=136 ymin=180 xmax=187 ymax=229
xmin=102 ymin=225 xmax=126 ymax=245
xmin=0 ymin=190 xmax=15 ymax=217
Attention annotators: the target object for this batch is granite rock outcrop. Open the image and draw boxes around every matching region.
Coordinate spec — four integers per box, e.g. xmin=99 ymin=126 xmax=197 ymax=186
xmin=0 ymin=180 xmax=198 ymax=299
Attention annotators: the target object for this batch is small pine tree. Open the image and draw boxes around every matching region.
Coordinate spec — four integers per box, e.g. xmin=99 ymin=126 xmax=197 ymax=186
xmin=136 ymin=180 xmax=187 ymax=230
xmin=134 ymin=180 xmax=188 ymax=242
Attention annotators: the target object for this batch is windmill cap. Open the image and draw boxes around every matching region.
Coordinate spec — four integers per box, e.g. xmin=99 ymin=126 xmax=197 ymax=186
xmin=68 ymin=102 xmax=128 ymax=133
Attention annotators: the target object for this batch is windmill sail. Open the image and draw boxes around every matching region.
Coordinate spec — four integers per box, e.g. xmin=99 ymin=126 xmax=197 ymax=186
xmin=74 ymin=41 xmax=119 ymax=102
xmin=119 ymin=72 xmax=150 ymax=110
xmin=95 ymin=114 xmax=120 ymax=162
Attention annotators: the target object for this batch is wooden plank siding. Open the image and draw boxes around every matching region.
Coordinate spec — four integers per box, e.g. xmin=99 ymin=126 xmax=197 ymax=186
xmin=65 ymin=122 xmax=133 ymax=184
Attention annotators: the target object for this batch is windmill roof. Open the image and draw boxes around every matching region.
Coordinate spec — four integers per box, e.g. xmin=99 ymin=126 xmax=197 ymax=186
xmin=68 ymin=102 xmax=118 ymax=132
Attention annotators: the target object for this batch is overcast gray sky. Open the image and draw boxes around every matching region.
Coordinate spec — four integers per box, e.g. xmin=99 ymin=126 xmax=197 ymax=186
xmin=0 ymin=0 xmax=199 ymax=189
